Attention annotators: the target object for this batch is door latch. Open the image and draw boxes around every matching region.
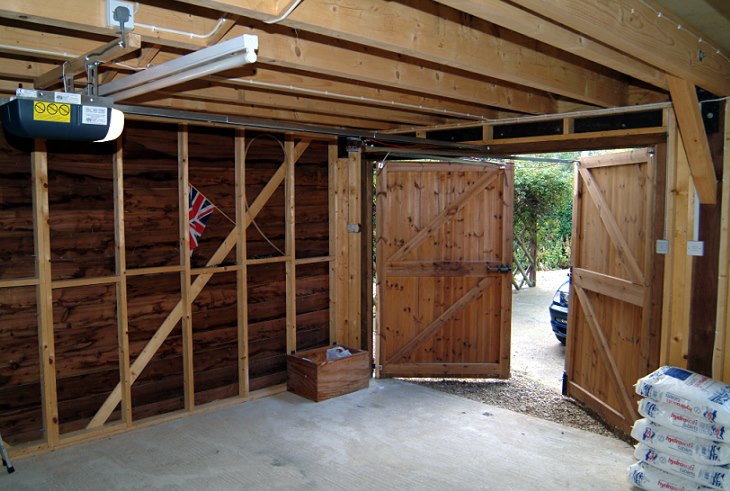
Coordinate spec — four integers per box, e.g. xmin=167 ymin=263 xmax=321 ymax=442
xmin=488 ymin=263 xmax=512 ymax=273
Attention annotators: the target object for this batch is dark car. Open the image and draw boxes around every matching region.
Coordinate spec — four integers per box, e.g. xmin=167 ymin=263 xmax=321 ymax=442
xmin=549 ymin=278 xmax=570 ymax=344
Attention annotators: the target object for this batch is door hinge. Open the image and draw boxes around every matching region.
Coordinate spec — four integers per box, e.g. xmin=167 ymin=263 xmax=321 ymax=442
xmin=488 ymin=263 xmax=512 ymax=274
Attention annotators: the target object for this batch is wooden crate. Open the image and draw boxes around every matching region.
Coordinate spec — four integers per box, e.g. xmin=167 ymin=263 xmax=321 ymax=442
xmin=286 ymin=345 xmax=370 ymax=402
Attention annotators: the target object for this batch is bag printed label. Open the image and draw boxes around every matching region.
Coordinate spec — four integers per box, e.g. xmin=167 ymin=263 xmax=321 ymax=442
xmin=638 ymin=399 xmax=729 ymax=441
xmin=635 ymin=443 xmax=730 ymax=488
xmin=637 ymin=366 xmax=730 ymax=427
xmin=631 ymin=419 xmax=730 ymax=464
xmin=628 ymin=461 xmax=713 ymax=491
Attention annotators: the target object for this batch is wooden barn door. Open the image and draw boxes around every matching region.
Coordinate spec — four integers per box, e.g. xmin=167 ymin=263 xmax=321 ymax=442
xmin=376 ymin=162 xmax=513 ymax=378
xmin=566 ymin=149 xmax=664 ymax=434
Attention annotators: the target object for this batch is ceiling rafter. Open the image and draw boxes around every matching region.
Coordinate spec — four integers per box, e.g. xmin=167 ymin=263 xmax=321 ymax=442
xmin=509 ymin=0 xmax=730 ymax=96
xmin=0 ymin=4 xmax=557 ymax=115
xmin=173 ymin=0 xmax=632 ymax=107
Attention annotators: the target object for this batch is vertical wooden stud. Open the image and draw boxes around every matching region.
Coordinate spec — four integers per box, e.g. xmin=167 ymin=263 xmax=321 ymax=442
xmin=374 ymin=160 xmax=387 ymax=377
xmin=113 ymin=138 xmax=132 ymax=426
xmin=32 ymin=139 xmax=59 ymax=446
xmin=234 ymin=130 xmax=250 ymax=396
xmin=178 ymin=125 xmax=195 ymax=410
xmin=361 ymin=159 xmax=374 ymax=354
xmin=347 ymin=150 xmax=362 ymax=348
xmin=717 ymin=108 xmax=730 ymax=380
xmin=285 ymin=139 xmax=297 ymax=353
xmin=328 ymin=144 xmax=339 ymax=344
xmin=564 ymin=160 xmax=583 ymax=393
xmin=499 ymin=166 xmax=514 ymax=378
xmin=640 ymin=149 xmax=658 ymax=373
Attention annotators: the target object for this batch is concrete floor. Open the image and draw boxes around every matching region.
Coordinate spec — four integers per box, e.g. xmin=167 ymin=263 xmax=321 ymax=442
xmin=1 ymin=379 xmax=634 ymax=490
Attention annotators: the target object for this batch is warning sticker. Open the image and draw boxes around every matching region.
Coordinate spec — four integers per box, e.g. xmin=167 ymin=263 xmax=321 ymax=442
xmin=82 ymin=106 xmax=108 ymax=126
xmin=33 ymin=101 xmax=71 ymax=123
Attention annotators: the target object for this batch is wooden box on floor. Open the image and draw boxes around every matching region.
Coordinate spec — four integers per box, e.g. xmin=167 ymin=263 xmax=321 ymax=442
xmin=286 ymin=345 xmax=370 ymax=402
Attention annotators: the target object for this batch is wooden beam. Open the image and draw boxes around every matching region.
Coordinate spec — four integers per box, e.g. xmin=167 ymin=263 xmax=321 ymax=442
xmin=178 ymin=125 xmax=195 ymax=411
xmin=35 ymin=33 xmax=141 ymax=89
xmin=510 ymin=0 xmax=730 ymax=96
xmin=716 ymin=107 xmax=730 ymax=379
xmin=432 ymin=0 xmax=668 ymax=91
xmin=175 ymin=0 xmax=629 ymax=106
xmin=667 ymin=75 xmax=718 ymax=204
xmin=285 ymin=140 xmax=296 ymax=353
xmin=0 ymin=7 xmax=554 ymax=115
xmin=499 ymin=167 xmax=514 ymax=379
xmin=32 ymin=139 xmax=59 ymax=446
xmin=112 ymin=138 xmax=132 ymax=427
xmin=234 ymin=130 xmax=249 ymax=396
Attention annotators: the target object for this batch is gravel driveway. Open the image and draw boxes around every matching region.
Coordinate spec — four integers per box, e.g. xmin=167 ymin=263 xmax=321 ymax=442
xmin=511 ymin=269 xmax=570 ymax=391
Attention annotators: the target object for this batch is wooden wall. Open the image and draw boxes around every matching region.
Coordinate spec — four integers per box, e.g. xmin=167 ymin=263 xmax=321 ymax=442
xmin=0 ymin=122 xmax=332 ymax=450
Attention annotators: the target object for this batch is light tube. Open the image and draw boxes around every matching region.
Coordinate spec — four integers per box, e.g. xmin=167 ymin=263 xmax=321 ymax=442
xmin=99 ymin=34 xmax=258 ymax=102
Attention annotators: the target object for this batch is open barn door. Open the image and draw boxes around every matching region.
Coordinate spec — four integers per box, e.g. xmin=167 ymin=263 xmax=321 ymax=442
xmin=566 ymin=149 xmax=664 ymax=434
xmin=376 ymin=162 xmax=513 ymax=378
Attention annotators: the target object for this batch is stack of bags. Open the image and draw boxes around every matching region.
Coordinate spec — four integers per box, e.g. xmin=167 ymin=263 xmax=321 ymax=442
xmin=629 ymin=366 xmax=730 ymax=490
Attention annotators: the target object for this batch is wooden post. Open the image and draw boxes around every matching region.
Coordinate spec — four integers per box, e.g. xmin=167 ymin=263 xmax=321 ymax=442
xmin=235 ymin=130 xmax=250 ymax=396
xmin=716 ymin=105 xmax=730 ymax=380
xmin=178 ymin=125 xmax=195 ymax=410
xmin=347 ymin=149 xmax=362 ymax=348
xmin=113 ymin=138 xmax=132 ymax=426
xmin=32 ymin=139 xmax=59 ymax=446
xmin=361 ymin=159 xmax=374 ymax=354
xmin=285 ymin=140 xmax=297 ymax=353
xmin=328 ymin=144 xmax=340 ymax=344
xmin=500 ymin=166 xmax=514 ymax=378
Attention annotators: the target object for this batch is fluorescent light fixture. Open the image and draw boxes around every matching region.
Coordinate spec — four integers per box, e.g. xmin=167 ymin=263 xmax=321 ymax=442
xmin=99 ymin=34 xmax=258 ymax=102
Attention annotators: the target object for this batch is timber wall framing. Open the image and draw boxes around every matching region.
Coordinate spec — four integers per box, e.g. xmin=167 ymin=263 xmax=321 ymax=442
xmin=0 ymin=121 xmax=359 ymax=456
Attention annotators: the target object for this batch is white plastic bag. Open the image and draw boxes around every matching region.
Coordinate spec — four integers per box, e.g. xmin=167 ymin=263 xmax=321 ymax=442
xmin=635 ymin=443 xmax=730 ymax=489
xmin=637 ymin=367 xmax=730 ymax=427
xmin=628 ymin=461 xmax=713 ymax=491
xmin=326 ymin=346 xmax=351 ymax=361
xmin=632 ymin=418 xmax=730 ymax=465
xmin=638 ymin=399 xmax=730 ymax=441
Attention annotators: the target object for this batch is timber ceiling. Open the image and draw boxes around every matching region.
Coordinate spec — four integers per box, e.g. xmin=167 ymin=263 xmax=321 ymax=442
xmin=0 ymin=0 xmax=728 ymax=132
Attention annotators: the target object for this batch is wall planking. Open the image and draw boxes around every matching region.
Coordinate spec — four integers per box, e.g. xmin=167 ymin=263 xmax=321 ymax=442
xmin=0 ymin=122 xmax=332 ymax=449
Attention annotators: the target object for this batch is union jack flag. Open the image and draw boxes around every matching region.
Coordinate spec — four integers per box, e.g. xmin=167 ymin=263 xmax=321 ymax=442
xmin=189 ymin=185 xmax=214 ymax=250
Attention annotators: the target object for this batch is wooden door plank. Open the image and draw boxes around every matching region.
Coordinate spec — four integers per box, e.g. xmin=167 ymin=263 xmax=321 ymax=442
xmin=574 ymin=284 xmax=639 ymax=423
xmin=579 ymin=167 xmax=645 ymax=284
xmin=32 ymin=140 xmax=59 ymax=446
xmin=572 ymin=267 xmax=643 ymax=307
xmin=112 ymin=138 xmax=132 ymax=426
xmin=178 ymin=125 xmax=195 ymax=411
xmin=374 ymin=161 xmax=387 ymax=378
xmin=87 ymin=147 xmax=300 ymax=429
xmin=346 ymin=149 xmax=362 ymax=348
xmin=565 ymin=162 xmax=583 ymax=390
xmin=235 ymin=130 xmax=249 ymax=397
xmin=387 ymin=171 xmax=498 ymax=262
xmin=386 ymin=276 xmax=496 ymax=363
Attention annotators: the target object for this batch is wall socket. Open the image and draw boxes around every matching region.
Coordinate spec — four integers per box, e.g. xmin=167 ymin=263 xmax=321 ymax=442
xmin=687 ymin=241 xmax=704 ymax=256
xmin=106 ymin=0 xmax=135 ymax=31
